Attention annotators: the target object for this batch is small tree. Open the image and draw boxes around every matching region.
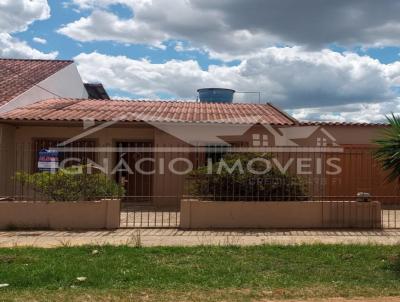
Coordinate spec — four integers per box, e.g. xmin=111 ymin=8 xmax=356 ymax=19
xmin=374 ymin=114 xmax=400 ymax=182
xmin=15 ymin=166 xmax=125 ymax=202
xmin=187 ymin=153 xmax=308 ymax=201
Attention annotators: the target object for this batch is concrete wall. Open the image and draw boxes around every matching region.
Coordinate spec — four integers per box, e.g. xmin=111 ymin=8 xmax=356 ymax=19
xmin=150 ymin=123 xmax=386 ymax=147
xmin=0 ymin=199 xmax=120 ymax=230
xmin=0 ymin=64 xmax=88 ymax=114
xmin=323 ymin=125 xmax=384 ymax=146
xmin=180 ymin=199 xmax=381 ymax=229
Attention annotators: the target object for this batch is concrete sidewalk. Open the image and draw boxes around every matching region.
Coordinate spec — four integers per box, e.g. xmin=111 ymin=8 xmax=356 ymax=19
xmin=1 ymin=229 xmax=400 ymax=247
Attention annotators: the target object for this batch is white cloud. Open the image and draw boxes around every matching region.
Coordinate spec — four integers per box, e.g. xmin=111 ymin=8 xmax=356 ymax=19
xmin=74 ymin=47 xmax=400 ymax=121
xmin=75 ymin=52 xmax=231 ymax=98
xmin=62 ymin=0 xmax=400 ymax=60
xmin=58 ymin=10 xmax=167 ymax=48
xmin=0 ymin=1 xmax=55 ymax=59
xmin=0 ymin=0 xmax=50 ymax=33
xmin=69 ymin=0 xmax=145 ymax=10
xmin=290 ymin=100 xmax=400 ymax=123
xmin=240 ymin=48 xmax=398 ymax=108
xmin=0 ymin=33 xmax=57 ymax=59
xmin=33 ymin=37 xmax=47 ymax=44
xmin=174 ymin=41 xmax=200 ymax=53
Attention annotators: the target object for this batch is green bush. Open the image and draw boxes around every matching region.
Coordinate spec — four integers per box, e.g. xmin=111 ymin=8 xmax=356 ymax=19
xmin=15 ymin=166 xmax=125 ymax=202
xmin=188 ymin=153 xmax=308 ymax=201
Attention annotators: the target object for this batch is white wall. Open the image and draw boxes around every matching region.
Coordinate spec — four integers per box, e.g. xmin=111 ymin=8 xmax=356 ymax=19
xmin=0 ymin=63 xmax=88 ymax=114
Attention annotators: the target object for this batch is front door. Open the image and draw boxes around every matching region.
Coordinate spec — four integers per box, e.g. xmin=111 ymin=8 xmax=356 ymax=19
xmin=116 ymin=141 xmax=154 ymax=203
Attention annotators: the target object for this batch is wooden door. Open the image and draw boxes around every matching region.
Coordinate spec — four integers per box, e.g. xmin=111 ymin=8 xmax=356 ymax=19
xmin=116 ymin=142 xmax=154 ymax=203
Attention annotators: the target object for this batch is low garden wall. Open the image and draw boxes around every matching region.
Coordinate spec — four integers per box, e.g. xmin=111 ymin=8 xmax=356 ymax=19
xmin=0 ymin=199 xmax=120 ymax=230
xmin=180 ymin=199 xmax=381 ymax=229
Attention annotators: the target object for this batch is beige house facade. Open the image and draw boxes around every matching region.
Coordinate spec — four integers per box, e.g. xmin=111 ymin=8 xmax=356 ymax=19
xmin=0 ymin=115 xmax=391 ymax=208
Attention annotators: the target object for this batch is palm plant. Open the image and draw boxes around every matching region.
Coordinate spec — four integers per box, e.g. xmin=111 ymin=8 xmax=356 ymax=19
xmin=374 ymin=114 xmax=400 ymax=182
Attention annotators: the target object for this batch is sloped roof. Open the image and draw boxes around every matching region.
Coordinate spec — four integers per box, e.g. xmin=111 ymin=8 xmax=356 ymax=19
xmin=0 ymin=59 xmax=73 ymax=107
xmin=0 ymin=98 xmax=297 ymax=125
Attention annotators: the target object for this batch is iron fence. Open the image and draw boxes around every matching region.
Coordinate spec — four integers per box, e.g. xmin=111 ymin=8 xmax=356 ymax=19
xmin=0 ymin=143 xmax=399 ymax=229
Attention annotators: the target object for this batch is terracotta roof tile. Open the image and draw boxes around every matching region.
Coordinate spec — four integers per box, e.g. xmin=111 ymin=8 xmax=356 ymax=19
xmin=0 ymin=59 xmax=73 ymax=107
xmin=0 ymin=98 xmax=296 ymax=125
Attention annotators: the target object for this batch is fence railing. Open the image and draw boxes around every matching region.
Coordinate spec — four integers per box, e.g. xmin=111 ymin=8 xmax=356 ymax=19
xmin=0 ymin=144 xmax=399 ymax=203
xmin=1 ymin=143 xmax=400 ymax=228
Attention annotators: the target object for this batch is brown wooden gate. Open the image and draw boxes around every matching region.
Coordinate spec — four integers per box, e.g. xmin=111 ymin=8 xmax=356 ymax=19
xmin=325 ymin=146 xmax=400 ymax=204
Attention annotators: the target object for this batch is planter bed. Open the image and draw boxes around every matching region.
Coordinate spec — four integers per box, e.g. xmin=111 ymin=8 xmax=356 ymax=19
xmin=0 ymin=199 xmax=120 ymax=230
xmin=180 ymin=199 xmax=381 ymax=229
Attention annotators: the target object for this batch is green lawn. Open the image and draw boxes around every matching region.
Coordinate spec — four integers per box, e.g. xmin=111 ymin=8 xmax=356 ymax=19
xmin=1 ymin=245 xmax=400 ymax=301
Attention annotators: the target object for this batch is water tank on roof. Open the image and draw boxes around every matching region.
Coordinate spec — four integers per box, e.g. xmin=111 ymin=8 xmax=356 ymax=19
xmin=197 ymin=88 xmax=235 ymax=103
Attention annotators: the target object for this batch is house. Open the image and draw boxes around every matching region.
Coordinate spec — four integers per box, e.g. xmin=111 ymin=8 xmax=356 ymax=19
xmin=0 ymin=59 xmax=86 ymax=114
xmin=0 ymin=58 xmax=395 ymax=208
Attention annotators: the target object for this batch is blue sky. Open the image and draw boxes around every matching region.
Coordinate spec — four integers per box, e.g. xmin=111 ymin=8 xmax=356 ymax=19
xmin=15 ymin=1 xmax=239 ymax=68
xmin=1 ymin=0 xmax=400 ymax=122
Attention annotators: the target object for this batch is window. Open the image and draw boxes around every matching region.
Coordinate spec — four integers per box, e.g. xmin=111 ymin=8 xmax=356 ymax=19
xmin=316 ymin=137 xmax=327 ymax=147
xmin=252 ymin=133 xmax=269 ymax=147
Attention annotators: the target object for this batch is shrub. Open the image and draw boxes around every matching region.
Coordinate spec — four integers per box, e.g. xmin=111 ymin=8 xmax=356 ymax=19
xmin=187 ymin=153 xmax=308 ymax=201
xmin=15 ymin=166 xmax=125 ymax=202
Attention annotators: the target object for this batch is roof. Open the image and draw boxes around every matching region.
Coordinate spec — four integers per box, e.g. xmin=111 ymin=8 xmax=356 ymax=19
xmin=299 ymin=121 xmax=388 ymax=127
xmin=0 ymin=59 xmax=73 ymax=107
xmin=84 ymin=83 xmax=110 ymax=100
xmin=0 ymin=98 xmax=297 ymax=125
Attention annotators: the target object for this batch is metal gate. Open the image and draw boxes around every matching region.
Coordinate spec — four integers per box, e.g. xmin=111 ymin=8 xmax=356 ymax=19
xmin=120 ymin=203 xmax=180 ymax=228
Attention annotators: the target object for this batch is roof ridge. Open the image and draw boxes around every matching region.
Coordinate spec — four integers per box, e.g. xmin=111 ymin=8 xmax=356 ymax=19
xmin=44 ymin=98 xmax=282 ymax=106
xmin=0 ymin=58 xmax=73 ymax=63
